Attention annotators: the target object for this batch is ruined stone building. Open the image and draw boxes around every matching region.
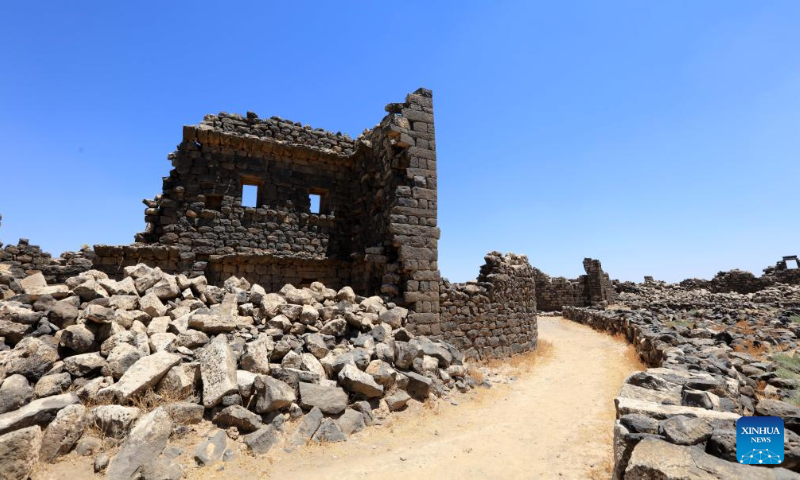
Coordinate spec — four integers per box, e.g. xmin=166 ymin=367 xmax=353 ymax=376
xmin=1 ymin=88 xmax=632 ymax=357
xmin=94 ymin=88 xmax=440 ymax=330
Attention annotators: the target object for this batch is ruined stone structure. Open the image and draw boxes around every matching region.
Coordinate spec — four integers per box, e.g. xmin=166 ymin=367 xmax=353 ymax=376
xmin=438 ymin=252 xmax=537 ymax=359
xmin=0 ymin=238 xmax=93 ymax=284
xmin=78 ymin=88 xmax=536 ymax=357
xmin=677 ymin=256 xmax=800 ymax=294
xmin=531 ymin=258 xmax=616 ymax=311
xmin=94 ymin=88 xmax=440 ymax=330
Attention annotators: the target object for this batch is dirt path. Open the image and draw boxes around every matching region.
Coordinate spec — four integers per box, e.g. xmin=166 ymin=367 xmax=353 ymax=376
xmin=240 ymin=316 xmax=643 ymax=480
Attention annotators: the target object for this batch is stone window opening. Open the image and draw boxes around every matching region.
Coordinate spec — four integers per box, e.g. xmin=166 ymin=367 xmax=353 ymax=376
xmin=785 ymin=257 xmax=799 ymax=270
xmin=240 ymin=178 xmax=261 ymax=208
xmin=308 ymin=188 xmax=328 ymax=214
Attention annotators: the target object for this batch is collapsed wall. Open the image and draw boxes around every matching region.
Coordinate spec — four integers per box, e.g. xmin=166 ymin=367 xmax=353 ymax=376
xmin=438 ymin=252 xmax=537 ymax=359
xmin=532 ymin=258 xmax=616 ymax=311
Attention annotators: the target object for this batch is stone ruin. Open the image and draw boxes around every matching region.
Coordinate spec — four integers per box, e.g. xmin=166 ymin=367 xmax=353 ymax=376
xmin=531 ymin=258 xmax=617 ymax=311
xmin=93 ymin=88 xmax=441 ymax=330
xmin=72 ymin=87 xmax=536 ymax=360
xmin=0 ymin=88 xmax=545 ymax=479
xmin=671 ymin=256 xmax=800 ymax=294
xmin=2 ymin=87 xmax=800 ymax=479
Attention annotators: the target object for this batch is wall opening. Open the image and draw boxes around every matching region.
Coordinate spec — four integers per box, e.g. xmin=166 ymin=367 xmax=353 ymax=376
xmin=786 ymin=259 xmax=799 ymax=270
xmin=308 ymin=188 xmax=328 ymax=214
xmin=309 ymin=194 xmax=321 ymax=214
xmin=242 ymin=184 xmax=259 ymax=208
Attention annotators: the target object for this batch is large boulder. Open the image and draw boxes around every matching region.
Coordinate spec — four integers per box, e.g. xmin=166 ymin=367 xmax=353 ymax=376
xmin=404 ymin=371 xmax=433 ymax=400
xmin=107 ymin=407 xmax=173 ymax=480
xmin=59 ymin=324 xmax=96 ymax=353
xmin=658 ymin=415 xmax=712 ymax=446
xmin=0 ymin=392 xmax=79 ymax=435
xmin=259 ymin=293 xmax=286 ymax=318
xmin=244 ymin=425 xmax=280 ymax=454
xmin=378 ymin=307 xmax=407 ymax=329
xmin=34 ymin=373 xmax=72 ymax=398
xmin=64 ymin=352 xmax=107 ymax=377
xmin=199 ymin=337 xmax=238 ymax=408
xmin=298 ymin=382 xmax=348 ymax=415
xmin=0 ymin=426 xmax=42 ymax=480
xmin=0 ymin=375 xmax=33 ymax=415
xmin=90 ymin=405 xmax=141 ymax=439
xmin=338 ymin=364 xmax=384 ymax=398
xmin=213 ymin=405 xmax=263 ymax=433
xmin=290 ymin=407 xmax=324 ymax=446
xmin=98 ymin=351 xmax=181 ymax=402
xmin=4 ymin=337 xmax=59 ymax=380
xmin=756 ymin=399 xmax=800 ymax=436
xmin=39 ymin=404 xmax=87 ymax=462
xmin=253 ymin=376 xmax=296 ymax=413
xmin=625 ymin=437 xmax=795 ymax=479
xmin=311 ymin=418 xmax=346 ymax=443
xmin=83 ymin=304 xmax=115 ymax=324
xmin=337 ymin=408 xmax=366 ymax=436
xmin=240 ymin=336 xmax=273 ymax=374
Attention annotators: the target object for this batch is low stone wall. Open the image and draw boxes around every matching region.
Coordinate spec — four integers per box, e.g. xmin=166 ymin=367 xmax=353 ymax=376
xmin=677 ymin=258 xmax=800 ymax=295
xmin=206 ymin=254 xmax=354 ymax=292
xmin=562 ymin=307 xmax=799 ymax=478
xmin=92 ymin=244 xmax=189 ymax=279
xmin=532 ymin=258 xmax=616 ymax=311
xmin=0 ymin=239 xmax=93 ymax=284
xmin=437 ymin=252 xmax=537 ymax=360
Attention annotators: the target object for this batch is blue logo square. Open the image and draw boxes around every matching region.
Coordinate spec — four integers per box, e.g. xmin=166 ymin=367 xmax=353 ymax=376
xmin=737 ymin=416 xmax=784 ymax=465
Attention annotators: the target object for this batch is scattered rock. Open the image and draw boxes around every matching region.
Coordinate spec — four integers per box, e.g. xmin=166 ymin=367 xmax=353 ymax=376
xmin=298 ymin=382 xmax=348 ymax=415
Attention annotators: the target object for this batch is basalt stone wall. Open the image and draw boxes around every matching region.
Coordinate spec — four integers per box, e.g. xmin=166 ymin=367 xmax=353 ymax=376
xmin=532 ymin=258 xmax=616 ymax=311
xmin=0 ymin=239 xmax=93 ymax=284
xmin=437 ymin=252 xmax=537 ymax=360
xmin=531 ymin=270 xmax=584 ymax=311
xmin=583 ymin=258 xmax=617 ymax=304
xmin=764 ymin=257 xmax=800 ymax=286
xmin=206 ymin=254 xmax=353 ymax=292
xmin=562 ymin=306 xmax=800 ymax=478
xmin=92 ymin=88 xmax=440 ymax=331
xmin=677 ymin=258 xmax=800 ymax=294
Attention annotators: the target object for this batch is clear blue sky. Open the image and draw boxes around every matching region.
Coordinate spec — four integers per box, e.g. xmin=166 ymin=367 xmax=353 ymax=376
xmin=1 ymin=2 xmax=799 ymax=283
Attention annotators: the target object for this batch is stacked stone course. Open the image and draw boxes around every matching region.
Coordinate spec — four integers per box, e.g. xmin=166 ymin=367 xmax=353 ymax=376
xmin=1 ymin=239 xmax=93 ymax=284
xmin=676 ymin=256 xmax=800 ymax=295
xmin=438 ymin=252 xmax=537 ymax=359
xmin=532 ymin=257 xmax=616 ymax=311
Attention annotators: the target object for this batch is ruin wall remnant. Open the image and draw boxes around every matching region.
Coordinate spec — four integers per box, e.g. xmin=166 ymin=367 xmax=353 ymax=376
xmin=93 ymin=89 xmax=440 ymax=330
xmin=438 ymin=252 xmax=537 ymax=359
xmin=532 ymin=258 xmax=616 ymax=311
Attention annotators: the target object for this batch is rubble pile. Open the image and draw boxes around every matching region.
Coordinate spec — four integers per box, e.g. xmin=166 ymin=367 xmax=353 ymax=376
xmin=0 ymin=264 xmax=472 ymax=479
xmin=565 ymin=280 xmax=800 ymax=478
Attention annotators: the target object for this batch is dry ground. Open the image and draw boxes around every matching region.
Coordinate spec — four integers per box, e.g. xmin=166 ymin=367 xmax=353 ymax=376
xmin=36 ymin=316 xmax=643 ymax=480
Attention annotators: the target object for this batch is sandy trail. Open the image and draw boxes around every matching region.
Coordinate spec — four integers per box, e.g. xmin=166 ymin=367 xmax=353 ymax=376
xmin=251 ymin=316 xmax=641 ymax=480
xmin=37 ymin=317 xmax=642 ymax=480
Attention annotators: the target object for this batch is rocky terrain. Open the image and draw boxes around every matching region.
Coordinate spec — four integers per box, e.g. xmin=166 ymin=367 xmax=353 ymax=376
xmin=565 ymin=280 xmax=800 ymax=478
xmin=0 ymin=264 xmax=474 ymax=480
